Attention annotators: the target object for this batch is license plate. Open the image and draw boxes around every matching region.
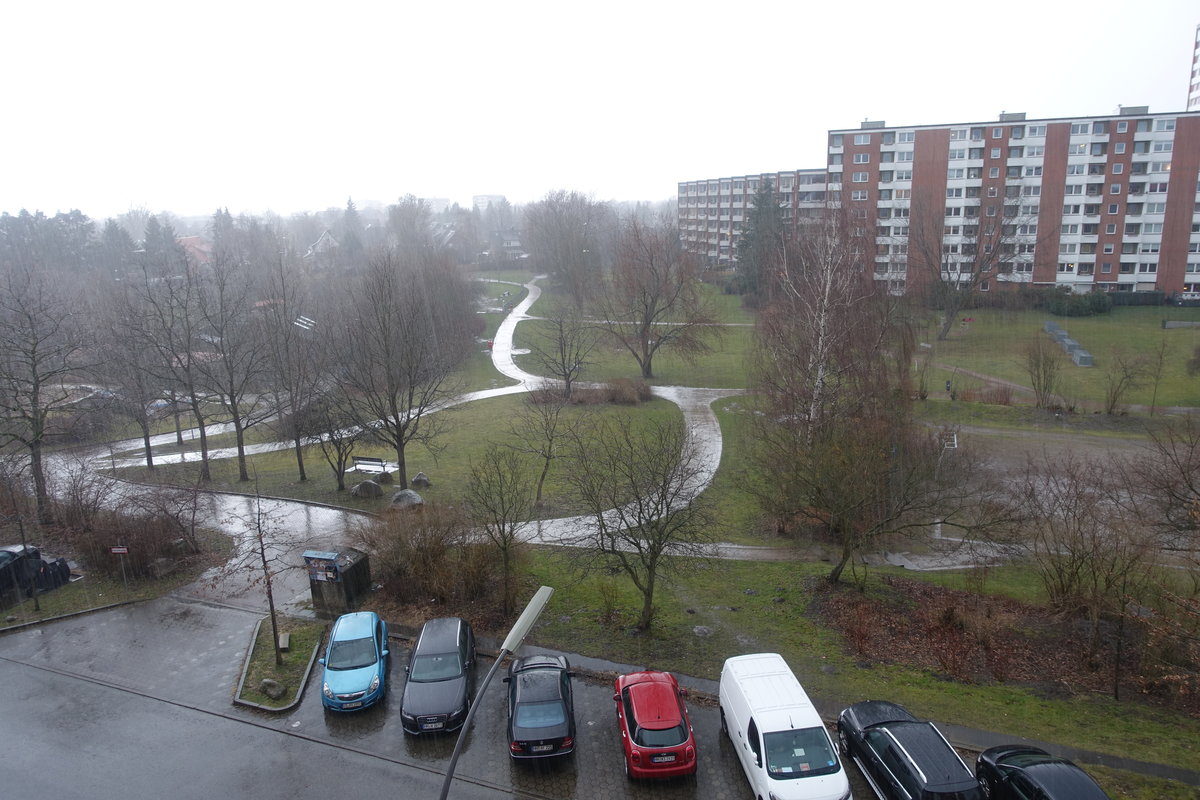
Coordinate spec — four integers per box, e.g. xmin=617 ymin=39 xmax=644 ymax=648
xmin=421 ymin=721 xmax=444 ymax=730
xmin=531 ymin=744 xmax=554 ymax=753
xmin=651 ymin=754 xmax=676 ymax=763
xmin=342 ymin=701 xmax=362 ymax=709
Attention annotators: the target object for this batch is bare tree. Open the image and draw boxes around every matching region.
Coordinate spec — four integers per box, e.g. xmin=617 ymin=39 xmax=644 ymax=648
xmin=1102 ymin=350 xmax=1150 ymax=415
xmin=526 ymin=301 xmax=598 ymax=399
xmin=508 ymin=391 xmax=578 ymax=509
xmin=336 ymin=250 xmax=477 ymax=488
xmin=1147 ymin=337 xmax=1170 ymax=416
xmin=131 ymin=251 xmax=215 ymax=481
xmin=0 ymin=267 xmax=88 ymax=522
xmin=261 ymin=255 xmax=326 ymax=481
xmin=563 ymin=413 xmax=713 ymax=631
xmin=590 ymin=214 xmax=720 ymax=380
xmin=522 ymin=190 xmax=609 ymax=307
xmin=301 ymin=394 xmax=363 ymax=491
xmin=464 ymin=445 xmax=535 ymax=616
xmin=907 ymin=194 xmax=1047 ymax=341
xmin=1023 ymin=337 xmax=1061 ymax=409
xmin=193 ymin=252 xmax=272 ymax=481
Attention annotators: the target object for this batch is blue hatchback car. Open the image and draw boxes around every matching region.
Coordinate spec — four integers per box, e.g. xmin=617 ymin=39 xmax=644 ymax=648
xmin=320 ymin=611 xmax=389 ymax=711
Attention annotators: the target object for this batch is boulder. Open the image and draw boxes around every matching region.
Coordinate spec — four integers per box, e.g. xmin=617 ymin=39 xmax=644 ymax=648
xmin=411 ymin=471 xmax=432 ymax=488
xmin=391 ymin=489 xmax=424 ymax=508
xmin=259 ymin=678 xmax=287 ymax=701
xmin=351 ymin=480 xmax=384 ymax=498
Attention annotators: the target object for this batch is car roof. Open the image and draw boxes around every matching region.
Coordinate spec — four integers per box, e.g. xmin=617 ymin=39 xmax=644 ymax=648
xmin=331 ymin=611 xmax=377 ymax=640
xmin=884 ymin=721 xmax=976 ymax=791
xmin=415 ymin=616 xmax=463 ymax=654
xmin=848 ymin=699 xmax=920 ymax=729
xmin=622 ymin=673 xmax=683 ymax=729
xmin=1021 ymin=760 xmax=1109 ymax=798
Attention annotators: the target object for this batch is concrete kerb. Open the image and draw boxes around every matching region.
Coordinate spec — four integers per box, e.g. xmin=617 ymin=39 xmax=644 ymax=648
xmin=233 ymin=615 xmax=324 ymax=713
xmin=0 ymin=599 xmax=146 ymax=636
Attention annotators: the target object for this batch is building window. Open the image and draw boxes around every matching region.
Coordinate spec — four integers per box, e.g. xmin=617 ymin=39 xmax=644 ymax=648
xmin=1104 ymin=244 xmax=1115 ymax=254
xmin=1107 ymin=203 xmax=1120 ymax=214
xmin=1068 ymin=164 xmax=1086 ymax=175
xmin=880 ymin=151 xmax=894 ymax=163
xmin=1018 ymin=224 xmax=1038 ymax=235
xmin=1117 ymin=121 xmax=1129 ymax=133
xmin=1025 ymin=166 xmax=1043 ymax=177
xmin=878 ymin=189 xmax=892 ymax=200
xmin=989 ymin=167 xmax=1000 ymax=178
xmin=970 ymin=127 xmax=985 ymax=140
xmin=1091 ymin=143 xmax=1107 ymax=156
xmin=897 ymin=131 xmax=915 ymax=143
xmin=896 ymin=169 xmax=912 ymax=181
xmin=1144 ymin=222 xmax=1164 ymax=234
xmin=1155 ymin=118 xmax=1176 ymax=131
xmin=949 ymin=148 xmax=966 ymax=159
xmin=854 ymin=133 xmax=871 ymax=145
xmin=895 ymin=189 xmax=911 ymax=199
xmin=990 ymin=147 xmax=1001 ymax=159
xmin=1152 ymin=161 xmax=1172 ymax=172
xmin=1062 ymin=224 xmax=1079 ymax=234
xmin=852 ymin=172 xmax=869 ymax=183
xmin=1021 ymin=204 xmax=1039 ymax=215
xmin=853 ymin=152 xmax=871 ymax=163
xmin=1147 ymin=201 xmax=1166 ymax=213
xmin=829 ymin=154 xmax=844 ymax=166
xmin=1149 ymin=182 xmax=1169 ymax=193
xmin=1027 ymin=145 xmax=1045 ymax=157
xmin=993 ymin=127 xmax=1004 ymax=138
xmin=1009 ymin=146 xmax=1024 ymax=157
xmin=1114 ymin=142 xmax=1126 ymax=154
xmin=947 ymin=187 xmax=964 ymax=198
xmin=879 ymin=170 xmax=893 ymax=182
xmin=830 ymin=134 xmax=843 ymax=147
xmin=948 ymin=168 xmax=965 ymax=179
xmin=1110 ymin=184 xmax=1122 ymax=195
xmin=1068 ymin=143 xmax=1087 ymax=155
xmin=897 ymin=151 xmax=913 ymax=162
xmin=1029 ymin=125 xmax=1047 ymax=136
xmin=986 ymin=205 xmax=998 ymax=216
xmin=1059 ymin=262 xmax=1076 ymax=273
xmin=950 ymin=129 xmax=967 ymax=140
xmin=1023 ymin=186 xmax=1041 ymax=196
xmin=882 ymin=132 xmax=895 ymax=145
xmin=1106 ymin=223 xmax=1117 ymax=234
xmin=1112 ymin=163 xmax=1124 ymax=174
xmin=851 ymin=190 xmax=869 ymax=200
xmin=1153 ymin=141 xmax=1174 ymax=153
xmin=987 ymin=187 xmax=998 ymax=197
xmin=1139 ymin=262 xmax=1158 ymax=273
xmin=1134 ymin=141 xmax=1151 ymax=154
xmin=967 ymin=167 xmax=983 ymax=179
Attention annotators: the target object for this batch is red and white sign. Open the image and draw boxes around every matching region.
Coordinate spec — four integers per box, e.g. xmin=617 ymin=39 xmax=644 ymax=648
xmin=110 ymin=546 xmax=129 ymax=555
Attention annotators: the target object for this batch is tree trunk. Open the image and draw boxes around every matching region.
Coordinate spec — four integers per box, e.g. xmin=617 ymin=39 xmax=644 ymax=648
xmin=293 ymin=435 xmax=307 ymax=482
xmin=637 ymin=571 xmax=656 ymax=631
xmin=30 ymin=440 xmax=51 ymax=525
xmin=140 ymin=420 xmax=155 ymax=470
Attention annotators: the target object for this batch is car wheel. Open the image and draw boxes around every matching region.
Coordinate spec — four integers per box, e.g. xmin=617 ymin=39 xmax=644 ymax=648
xmin=980 ymin=777 xmax=992 ymax=798
xmin=719 ymin=707 xmax=728 ymax=737
xmin=837 ymin=727 xmax=849 ymax=757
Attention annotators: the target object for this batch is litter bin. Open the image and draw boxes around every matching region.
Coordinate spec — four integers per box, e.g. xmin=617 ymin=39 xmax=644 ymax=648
xmin=303 ymin=548 xmax=371 ymax=619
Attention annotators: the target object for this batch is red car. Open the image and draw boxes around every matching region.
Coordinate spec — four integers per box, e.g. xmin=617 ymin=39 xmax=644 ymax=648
xmin=613 ymin=671 xmax=697 ymax=779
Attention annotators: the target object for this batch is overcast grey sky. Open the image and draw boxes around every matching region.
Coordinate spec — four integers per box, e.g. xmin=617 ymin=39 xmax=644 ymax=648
xmin=3 ymin=0 xmax=1197 ymax=220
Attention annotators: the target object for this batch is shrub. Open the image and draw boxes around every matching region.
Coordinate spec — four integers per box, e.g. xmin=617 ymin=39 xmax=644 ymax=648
xmin=604 ymin=378 xmax=652 ymax=405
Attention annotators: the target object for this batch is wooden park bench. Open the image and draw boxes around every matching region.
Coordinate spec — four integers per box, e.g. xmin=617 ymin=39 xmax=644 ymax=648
xmin=349 ymin=455 xmax=392 ymax=474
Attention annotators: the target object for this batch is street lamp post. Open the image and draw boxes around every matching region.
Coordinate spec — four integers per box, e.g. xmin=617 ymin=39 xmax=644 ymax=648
xmin=437 ymin=585 xmax=554 ymax=800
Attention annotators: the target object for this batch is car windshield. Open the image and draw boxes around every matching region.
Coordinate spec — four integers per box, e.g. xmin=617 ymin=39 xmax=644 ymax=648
xmin=515 ymin=700 xmax=566 ymax=729
xmin=326 ymin=636 xmax=377 ymax=670
xmin=634 ymin=722 xmax=687 ymax=748
xmin=763 ymin=727 xmax=840 ymax=779
xmin=409 ymin=652 xmax=462 ymax=681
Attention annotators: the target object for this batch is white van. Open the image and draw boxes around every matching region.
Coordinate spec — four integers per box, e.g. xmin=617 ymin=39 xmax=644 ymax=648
xmin=719 ymin=653 xmax=851 ymax=800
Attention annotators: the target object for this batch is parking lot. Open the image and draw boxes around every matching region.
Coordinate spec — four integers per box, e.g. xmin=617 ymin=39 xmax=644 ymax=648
xmin=0 ymin=597 xmax=874 ymax=799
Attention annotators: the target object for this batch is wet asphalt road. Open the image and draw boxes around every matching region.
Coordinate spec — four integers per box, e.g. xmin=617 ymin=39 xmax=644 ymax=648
xmin=0 ymin=598 xmax=872 ymax=799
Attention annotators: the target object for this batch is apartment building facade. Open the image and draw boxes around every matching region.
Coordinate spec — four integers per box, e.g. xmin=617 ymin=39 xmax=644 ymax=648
xmin=680 ymin=108 xmax=1200 ymax=299
xmin=1189 ymin=24 xmax=1200 ymax=112
xmin=677 ymin=169 xmax=827 ymax=267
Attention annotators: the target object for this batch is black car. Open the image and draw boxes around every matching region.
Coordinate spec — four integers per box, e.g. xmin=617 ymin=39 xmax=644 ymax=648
xmin=400 ymin=617 xmax=476 ymax=734
xmin=838 ymin=700 xmax=983 ymax=800
xmin=503 ymin=654 xmax=576 ymax=759
xmin=976 ymin=745 xmax=1110 ymax=800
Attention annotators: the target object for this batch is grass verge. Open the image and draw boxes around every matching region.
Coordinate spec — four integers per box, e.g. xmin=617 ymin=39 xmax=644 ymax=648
xmin=236 ymin=616 xmax=327 ymax=709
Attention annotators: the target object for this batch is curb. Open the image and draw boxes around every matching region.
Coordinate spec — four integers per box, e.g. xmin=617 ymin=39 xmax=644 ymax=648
xmin=232 ymin=616 xmax=323 ymax=713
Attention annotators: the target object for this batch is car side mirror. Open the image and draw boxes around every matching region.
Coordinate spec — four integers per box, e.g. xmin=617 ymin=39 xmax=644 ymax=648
xmin=381 ymin=649 xmax=389 ymax=658
xmin=319 ymin=658 xmax=325 ymax=666
xmin=502 ymin=676 xmax=511 ymax=684
xmin=612 ymin=693 xmax=620 ymax=702
xmin=678 ymin=687 xmax=689 ymax=697
xmin=566 ymin=671 xmax=577 ymax=678
xmin=404 ymin=664 xmax=409 ymax=674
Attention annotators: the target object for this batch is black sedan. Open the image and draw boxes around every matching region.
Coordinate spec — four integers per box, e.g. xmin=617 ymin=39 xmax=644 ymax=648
xmin=503 ymin=654 xmax=576 ymax=759
xmin=976 ymin=745 xmax=1110 ymax=799
xmin=400 ymin=617 xmax=476 ymax=734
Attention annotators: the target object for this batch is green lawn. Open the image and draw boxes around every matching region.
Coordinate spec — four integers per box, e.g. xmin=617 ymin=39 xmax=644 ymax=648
xmin=925 ymin=306 xmax=1200 ymax=408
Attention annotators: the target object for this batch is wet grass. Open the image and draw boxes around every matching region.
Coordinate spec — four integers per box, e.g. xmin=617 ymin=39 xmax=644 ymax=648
xmin=237 ymin=617 xmax=327 ymax=708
